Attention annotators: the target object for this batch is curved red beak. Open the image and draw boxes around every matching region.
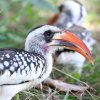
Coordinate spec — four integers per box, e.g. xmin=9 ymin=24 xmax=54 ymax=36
xmin=51 ymin=31 xmax=94 ymax=64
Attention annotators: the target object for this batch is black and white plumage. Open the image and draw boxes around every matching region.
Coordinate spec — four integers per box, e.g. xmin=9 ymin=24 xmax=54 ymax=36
xmin=0 ymin=48 xmax=46 ymax=85
xmin=0 ymin=25 xmax=93 ymax=100
xmin=0 ymin=49 xmax=47 ymax=100
xmin=0 ymin=25 xmax=58 ymax=86
xmin=54 ymin=0 xmax=87 ymax=28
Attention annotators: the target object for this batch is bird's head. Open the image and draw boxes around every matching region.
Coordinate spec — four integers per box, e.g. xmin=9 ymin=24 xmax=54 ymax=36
xmin=25 ymin=25 xmax=93 ymax=64
xmin=56 ymin=0 xmax=87 ymax=28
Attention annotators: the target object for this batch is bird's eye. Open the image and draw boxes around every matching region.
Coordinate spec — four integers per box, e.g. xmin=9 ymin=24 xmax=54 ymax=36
xmin=59 ymin=4 xmax=64 ymax=12
xmin=44 ymin=30 xmax=54 ymax=43
xmin=44 ymin=30 xmax=52 ymax=37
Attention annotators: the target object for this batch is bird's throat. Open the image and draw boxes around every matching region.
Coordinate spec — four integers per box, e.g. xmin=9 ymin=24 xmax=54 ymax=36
xmin=25 ymin=42 xmax=49 ymax=56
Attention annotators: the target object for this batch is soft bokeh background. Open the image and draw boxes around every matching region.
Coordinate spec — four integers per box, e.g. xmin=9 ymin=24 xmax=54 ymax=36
xmin=0 ymin=0 xmax=100 ymax=100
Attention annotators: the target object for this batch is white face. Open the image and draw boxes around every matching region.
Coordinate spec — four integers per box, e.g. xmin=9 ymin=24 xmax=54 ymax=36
xmin=64 ymin=0 xmax=83 ymax=22
xmin=55 ymin=12 xmax=73 ymax=28
xmin=57 ymin=0 xmax=87 ymax=28
xmin=25 ymin=25 xmax=61 ymax=54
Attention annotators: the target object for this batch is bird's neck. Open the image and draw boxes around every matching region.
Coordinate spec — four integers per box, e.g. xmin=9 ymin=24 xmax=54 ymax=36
xmin=25 ymin=41 xmax=50 ymax=57
xmin=25 ymin=41 xmax=53 ymax=78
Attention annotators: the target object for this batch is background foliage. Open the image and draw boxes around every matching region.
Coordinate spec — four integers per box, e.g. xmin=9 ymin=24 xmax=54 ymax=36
xmin=0 ymin=0 xmax=100 ymax=100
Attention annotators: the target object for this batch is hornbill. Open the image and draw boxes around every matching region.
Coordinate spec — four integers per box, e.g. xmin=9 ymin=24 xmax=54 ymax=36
xmin=48 ymin=0 xmax=95 ymax=74
xmin=0 ymin=25 xmax=93 ymax=100
xmin=48 ymin=0 xmax=87 ymax=28
xmin=56 ymin=25 xmax=96 ymax=74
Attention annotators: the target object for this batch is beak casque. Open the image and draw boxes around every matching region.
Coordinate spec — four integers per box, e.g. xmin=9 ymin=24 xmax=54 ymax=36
xmin=51 ymin=31 xmax=94 ymax=64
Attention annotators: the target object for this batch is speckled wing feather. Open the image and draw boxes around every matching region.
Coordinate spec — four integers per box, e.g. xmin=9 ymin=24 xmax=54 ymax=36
xmin=0 ymin=48 xmax=46 ymax=85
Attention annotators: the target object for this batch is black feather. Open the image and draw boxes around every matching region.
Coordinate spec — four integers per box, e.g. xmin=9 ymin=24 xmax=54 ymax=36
xmin=29 ymin=25 xmax=44 ymax=33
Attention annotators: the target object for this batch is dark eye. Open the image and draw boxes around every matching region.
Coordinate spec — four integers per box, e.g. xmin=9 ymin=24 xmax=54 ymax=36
xmin=59 ymin=4 xmax=64 ymax=12
xmin=44 ymin=30 xmax=54 ymax=43
xmin=44 ymin=30 xmax=53 ymax=37
xmin=44 ymin=30 xmax=52 ymax=37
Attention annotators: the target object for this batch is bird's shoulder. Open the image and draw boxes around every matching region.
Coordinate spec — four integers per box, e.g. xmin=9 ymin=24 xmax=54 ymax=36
xmin=0 ymin=48 xmax=41 ymax=56
xmin=0 ymin=48 xmax=25 ymax=54
xmin=0 ymin=48 xmax=46 ymax=75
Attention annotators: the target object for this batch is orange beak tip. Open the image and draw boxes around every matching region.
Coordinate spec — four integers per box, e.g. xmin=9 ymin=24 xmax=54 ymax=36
xmin=91 ymin=61 xmax=94 ymax=65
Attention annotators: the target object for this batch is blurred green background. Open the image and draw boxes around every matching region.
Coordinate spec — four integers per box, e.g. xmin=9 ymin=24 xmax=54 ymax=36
xmin=0 ymin=0 xmax=100 ymax=100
